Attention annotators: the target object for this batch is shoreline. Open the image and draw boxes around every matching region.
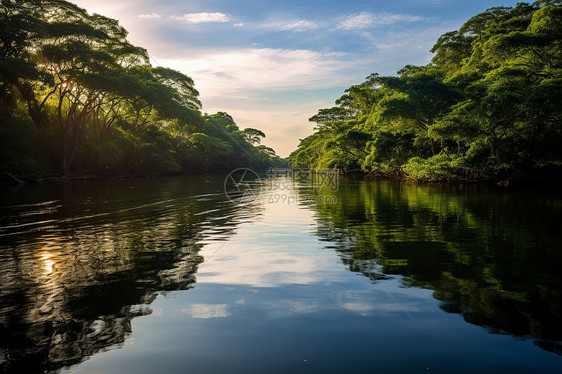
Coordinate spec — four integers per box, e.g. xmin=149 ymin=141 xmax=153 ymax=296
xmin=3 ymin=167 xmax=561 ymax=189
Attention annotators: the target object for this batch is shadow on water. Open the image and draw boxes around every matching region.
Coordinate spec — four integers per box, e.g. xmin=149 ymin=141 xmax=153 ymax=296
xmin=300 ymin=180 xmax=562 ymax=355
xmin=0 ymin=176 xmax=261 ymax=373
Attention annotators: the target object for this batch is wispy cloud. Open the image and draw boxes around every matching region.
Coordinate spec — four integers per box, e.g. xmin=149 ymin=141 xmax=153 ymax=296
xmin=260 ymin=19 xmax=319 ymax=32
xmin=138 ymin=12 xmax=161 ymax=19
xmin=172 ymin=12 xmax=231 ymax=24
xmin=338 ymin=12 xmax=423 ymax=30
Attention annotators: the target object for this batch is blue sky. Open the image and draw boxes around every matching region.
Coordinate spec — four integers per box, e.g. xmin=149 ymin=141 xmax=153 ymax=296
xmin=73 ymin=0 xmax=522 ymax=156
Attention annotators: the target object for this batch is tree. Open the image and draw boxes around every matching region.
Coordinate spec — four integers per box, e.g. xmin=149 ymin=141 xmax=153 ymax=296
xmin=241 ymin=128 xmax=265 ymax=145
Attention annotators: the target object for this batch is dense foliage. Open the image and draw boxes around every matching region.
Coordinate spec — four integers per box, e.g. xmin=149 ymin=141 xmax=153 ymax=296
xmin=289 ymin=1 xmax=562 ymax=181
xmin=0 ymin=0 xmax=284 ymax=179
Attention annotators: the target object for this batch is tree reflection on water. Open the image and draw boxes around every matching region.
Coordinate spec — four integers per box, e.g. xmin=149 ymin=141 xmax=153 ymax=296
xmin=305 ymin=180 xmax=562 ymax=355
xmin=0 ymin=177 xmax=260 ymax=373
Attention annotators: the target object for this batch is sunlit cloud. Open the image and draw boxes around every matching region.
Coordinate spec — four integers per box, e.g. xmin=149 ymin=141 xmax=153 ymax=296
xmin=171 ymin=12 xmax=231 ymax=24
xmin=138 ymin=12 xmax=161 ymax=19
xmin=337 ymin=12 xmax=423 ymax=30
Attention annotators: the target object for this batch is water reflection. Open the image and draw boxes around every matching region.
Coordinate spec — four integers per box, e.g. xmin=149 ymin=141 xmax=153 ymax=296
xmin=301 ymin=180 xmax=562 ymax=355
xmin=196 ymin=199 xmax=344 ymax=288
xmin=2 ymin=176 xmax=562 ymax=373
xmin=0 ymin=177 xmax=261 ymax=373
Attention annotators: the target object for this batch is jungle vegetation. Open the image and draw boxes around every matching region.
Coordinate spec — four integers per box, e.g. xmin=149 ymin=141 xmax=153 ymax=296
xmin=0 ymin=0 xmax=284 ymax=180
xmin=289 ymin=1 xmax=562 ymax=182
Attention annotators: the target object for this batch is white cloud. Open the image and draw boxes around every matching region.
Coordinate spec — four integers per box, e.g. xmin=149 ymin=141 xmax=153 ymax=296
xmin=171 ymin=12 xmax=231 ymax=24
xmin=338 ymin=13 xmax=374 ymax=30
xmin=138 ymin=12 xmax=161 ymax=19
xmin=260 ymin=19 xmax=319 ymax=32
xmin=338 ymin=12 xmax=422 ymax=30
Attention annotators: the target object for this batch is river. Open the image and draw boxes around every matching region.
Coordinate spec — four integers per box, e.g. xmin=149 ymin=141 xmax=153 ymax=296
xmin=1 ymin=174 xmax=561 ymax=373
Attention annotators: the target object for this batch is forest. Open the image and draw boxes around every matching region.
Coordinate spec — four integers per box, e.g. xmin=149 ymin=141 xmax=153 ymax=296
xmin=289 ymin=1 xmax=562 ymax=182
xmin=0 ymin=0 xmax=284 ymax=180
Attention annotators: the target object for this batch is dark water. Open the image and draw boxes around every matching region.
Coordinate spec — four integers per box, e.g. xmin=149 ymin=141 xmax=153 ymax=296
xmin=0 ymin=176 xmax=561 ymax=373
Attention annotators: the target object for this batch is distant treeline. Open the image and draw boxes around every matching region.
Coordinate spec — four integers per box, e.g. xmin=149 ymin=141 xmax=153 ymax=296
xmin=289 ymin=1 xmax=562 ymax=182
xmin=0 ymin=0 xmax=285 ymax=179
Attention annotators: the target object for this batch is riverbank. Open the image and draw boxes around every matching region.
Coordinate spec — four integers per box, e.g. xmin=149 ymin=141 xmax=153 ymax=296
xmin=5 ymin=165 xmax=561 ymax=191
xmin=343 ymin=167 xmax=562 ymax=188
xmin=0 ymin=168 xmax=198 ymax=186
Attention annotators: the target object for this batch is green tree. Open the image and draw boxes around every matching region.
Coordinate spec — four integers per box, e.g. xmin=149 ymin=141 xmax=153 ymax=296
xmin=241 ymin=128 xmax=266 ymax=146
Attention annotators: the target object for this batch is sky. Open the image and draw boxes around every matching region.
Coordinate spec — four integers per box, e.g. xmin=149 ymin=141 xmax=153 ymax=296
xmin=72 ymin=0 xmax=522 ymax=157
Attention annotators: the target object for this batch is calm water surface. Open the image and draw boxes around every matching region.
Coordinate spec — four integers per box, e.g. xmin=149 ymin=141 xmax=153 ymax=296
xmin=0 ymin=176 xmax=561 ymax=373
